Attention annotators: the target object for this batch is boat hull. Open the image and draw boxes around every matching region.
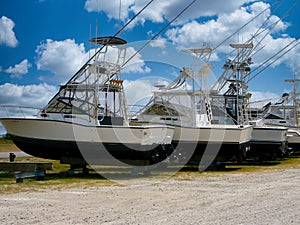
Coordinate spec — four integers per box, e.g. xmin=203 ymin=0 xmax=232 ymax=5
xmin=287 ymin=129 xmax=300 ymax=153
xmin=164 ymin=124 xmax=253 ymax=164
xmin=248 ymin=126 xmax=288 ymax=160
xmin=171 ymin=141 xmax=250 ymax=165
xmin=0 ymin=118 xmax=175 ymax=166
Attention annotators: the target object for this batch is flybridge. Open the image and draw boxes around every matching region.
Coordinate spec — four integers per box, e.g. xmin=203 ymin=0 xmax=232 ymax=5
xmin=41 ymin=36 xmax=128 ymax=122
xmin=89 ymin=36 xmax=127 ymax=46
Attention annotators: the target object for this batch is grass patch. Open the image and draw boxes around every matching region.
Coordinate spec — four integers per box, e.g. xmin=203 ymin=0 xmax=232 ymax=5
xmin=0 ymin=157 xmax=118 ymax=194
xmin=172 ymin=155 xmax=300 ymax=180
xmin=0 ymin=138 xmax=13 ymax=145
xmin=0 ymin=138 xmax=21 ymax=152
xmin=0 ymin=153 xmax=300 ymax=194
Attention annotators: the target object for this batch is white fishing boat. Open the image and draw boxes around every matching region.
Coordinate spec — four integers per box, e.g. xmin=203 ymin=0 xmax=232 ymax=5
xmin=136 ymin=107 xmax=252 ymax=165
xmin=269 ymin=75 xmax=300 ymax=151
xmin=0 ymin=36 xmax=175 ymax=167
xmin=248 ymin=121 xmax=288 ymax=159
xmin=286 ymin=129 xmax=300 ymax=150
xmin=249 ymin=74 xmax=300 ymax=152
xmin=250 ymin=71 xmax=300 ymax=152
xmin=210 ymin=42 xmax=289 ymax=161
xmin=132 ymin=47 xmax=252 ymax=165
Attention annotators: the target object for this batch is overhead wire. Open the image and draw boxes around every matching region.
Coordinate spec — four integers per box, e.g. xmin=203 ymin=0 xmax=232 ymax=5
xmin=121 ymin=0 xmax=199 ymax=69
xmin=211 ymin=0 xmax=280 ymax=53
xmin=212 ymin=0 xmax=298 ymax=73
xmin=215 ymin=0 xmax=286 ymax=64
xmin=211 ymin=0 xmax=299 ymax=91
xmin=249 ymin=37 xmax=300 ymax=82
xmin=249 ymin=0 xmax=298 ymax=60
xmin=238 ymin=0 xmax=300 ymax=83
xmin=210 ymin=0 xmax=282 ymax=91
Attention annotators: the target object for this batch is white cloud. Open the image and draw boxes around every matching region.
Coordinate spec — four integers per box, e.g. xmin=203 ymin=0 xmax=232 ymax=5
xmin=123 ymin=79 xmax=154 ymax=106
xmin=166 ymin=2 xmax=278 ymax=50
xmin=85 ymin=0 xmax=135 ymax=20
xmin=84 ymin=1 xmax=298 ymax=72
xmin=133 ymin=0 xmax=255 ymax=26
xmin=35 ymin=39 xmax=88 ymax=83
xmin=149 ymin=38 xmax=167 ymax=49
xmin=35 ymin=39 xmax=150 ymax=83
xmin=282 ymin=40 xmax=300 ymax=71
xmin=84 ymin=0 xmax=252 ymax=27
xmin=0 ymin=83 xmax=57 ymax=107
xmin=123 ymin=77 xmax=171 ymax=107
xmin=164 ymin=1 xmax=300 ymax=73
xmin=249 ymin=90 xmax=280 ymax=103
xmin=5 ymin=59 xmax=32 ymax=78
xmin=131 ymin=1 xmax=172 ymax=25
xmin=0 ymin=83 xmax=58 ymax=134
xmin=250 ymin=35 xmax=300 ymax=72
xmin=0 ymin=16 xmax=18 ymax=47
xmin=122 ymin=46 xmax=151 ymax=74
xmin=87 ymin=45 xmax=151 ymax=74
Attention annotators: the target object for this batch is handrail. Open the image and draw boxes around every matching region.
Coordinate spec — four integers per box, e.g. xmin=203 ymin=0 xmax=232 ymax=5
xmin=0 ymin=105 xmax=41 ymax=118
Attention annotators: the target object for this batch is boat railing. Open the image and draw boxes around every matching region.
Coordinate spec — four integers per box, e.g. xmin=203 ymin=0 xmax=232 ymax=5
xmin=0 ymin=105 xmax=41 ymax=119
xmin=127 ymin=104 xmax=146 ymax=117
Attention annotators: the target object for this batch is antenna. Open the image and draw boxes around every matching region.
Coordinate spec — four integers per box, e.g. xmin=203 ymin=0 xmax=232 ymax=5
xmin=89 ymin=23 xmax=92 ymax=59
xmin=95 ymin=19 xmax=98 ymax=56
xmin=118 ymin=0 xmax=122 ymax=31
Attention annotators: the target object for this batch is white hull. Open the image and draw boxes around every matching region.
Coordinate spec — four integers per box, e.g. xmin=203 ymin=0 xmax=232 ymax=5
xmin=287 ymin=135 xmax=300 ymax=144
xmin=1 ymin=118 xmax=174 ymax=145
xmin=0 ymin=118 xmax=175 ymax=165
xmin=286 ymin=129 xmax=300 ymax=151
xmin=251 ymin=126 xmax=287 ymax=143
xmin=133 ymin=122 xmax=253 ymax=163
xmin=248 ymin=126 xmax=289 ymax=159
xmin=171 ymin=124 xmax=253 ymax=163
xmin=172 ymin=124 xmax=252 ymax=144
xmin=255 ymin=121 xmax=300 ymax=151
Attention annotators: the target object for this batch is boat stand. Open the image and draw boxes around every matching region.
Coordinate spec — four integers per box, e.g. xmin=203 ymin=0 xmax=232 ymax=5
xmin=67 ymin=164 xmax=89 ymax=175
xmin=60 ymin=157 xmax=90 ymax=175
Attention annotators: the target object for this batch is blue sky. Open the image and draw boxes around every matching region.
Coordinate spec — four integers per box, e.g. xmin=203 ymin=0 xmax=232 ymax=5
xmin=0 ymin=0 xmax=299 ymax=113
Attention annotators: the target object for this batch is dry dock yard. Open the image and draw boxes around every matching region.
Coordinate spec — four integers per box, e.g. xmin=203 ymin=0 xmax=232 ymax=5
xmin=0 ymin=141 xmax=300 ymax=225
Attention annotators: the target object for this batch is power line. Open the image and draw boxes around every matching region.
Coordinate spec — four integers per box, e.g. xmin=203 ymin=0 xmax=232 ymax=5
xmin=121 ymin=0 xmax=199 ymax=69
xmin=249 ymin=38 xmax=300 ymax=82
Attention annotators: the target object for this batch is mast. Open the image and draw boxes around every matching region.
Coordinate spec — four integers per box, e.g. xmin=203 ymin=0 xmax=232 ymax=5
xmin=211 ymin=42 xmax=253 ymax=125
xmin=181 ymin=45 xmax=213 ymax=125
xmin=284 ymin=69 xmax=300 ymax=126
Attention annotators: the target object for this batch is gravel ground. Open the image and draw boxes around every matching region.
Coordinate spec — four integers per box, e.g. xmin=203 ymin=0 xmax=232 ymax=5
xmin=0 ymin=168 xmax=299 ymax=225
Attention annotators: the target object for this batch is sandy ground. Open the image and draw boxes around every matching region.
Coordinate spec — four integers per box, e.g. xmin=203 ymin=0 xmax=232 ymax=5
xmin=0 ymin=168 xmax=299 ymax=225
